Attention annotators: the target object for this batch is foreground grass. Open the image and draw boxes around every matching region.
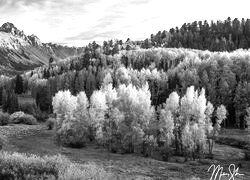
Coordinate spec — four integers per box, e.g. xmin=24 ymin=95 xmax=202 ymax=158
xmin=1 ymin=125 xmax=250 ymax=179
xmin=216 ymin=128 xmax=250 ymax=150
xmin=0 ymin=151 xmax=114 ymax=180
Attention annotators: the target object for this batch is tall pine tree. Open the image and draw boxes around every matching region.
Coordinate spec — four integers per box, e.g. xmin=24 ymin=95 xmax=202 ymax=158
xmin=15 ymin=74 xmax=23 ymax=94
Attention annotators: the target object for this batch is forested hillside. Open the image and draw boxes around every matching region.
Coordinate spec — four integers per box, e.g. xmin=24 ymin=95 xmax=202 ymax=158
xmin=1 ymin=17 xmax=250 ymax=77
xmin=1 ymin=47 xmax=249 ymax=129
xmin=68 ymin=17 xmax=250 ymax=57
xmin=141 ymin=17 xmax=250 ymax=51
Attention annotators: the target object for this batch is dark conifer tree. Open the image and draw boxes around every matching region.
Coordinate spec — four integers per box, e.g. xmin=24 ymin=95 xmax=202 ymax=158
xmin=15 ymin=74 xmax=23 ymax=94
xmin=36 ymin=86 xmax=51 ymax=112
xmin=1 ymin=89 xmax=8 ymax=112
xmin=0 ymin=87 xmax=2 ymax=106
xmin=7 ymin=91 xmax=19 ymax=114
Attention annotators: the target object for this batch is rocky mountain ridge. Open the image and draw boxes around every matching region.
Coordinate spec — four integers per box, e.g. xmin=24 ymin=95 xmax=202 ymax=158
xmin=0 ymin=22 xmax=83 ymax=76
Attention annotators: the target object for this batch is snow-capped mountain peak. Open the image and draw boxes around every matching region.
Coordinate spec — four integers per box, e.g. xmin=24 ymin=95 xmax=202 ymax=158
xmin=0 ymin=22 xmax=83 ymax=76
xmin=0 ymin=31 xmax=29 ymax=49
xmin=0 ymin=22 xmax=29 ymax=41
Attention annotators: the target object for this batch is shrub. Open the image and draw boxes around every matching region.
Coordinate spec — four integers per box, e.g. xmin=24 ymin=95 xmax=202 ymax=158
xmin=56 ymin=119 xmax=88 ymax=148
xmin=18 ymin=99 xmax=37 ymax=115
xmin=35 ymin=111 xmax=49 ymax=122
xmin=10 ymin=111 xmax=37 ymax=125
xmin=0 ymin=151 xmax=113 ymax=179
xmin=22 ymin=114 xmax=37 ymax=125
xmin=0 ymin=112 xmax=10 ymax=125
xmin=10 ymin=111 xmax=25 ymax=123
xmin=0 ymin=135 xmax=7 ymax=150
xmin=46 ymin=118 xmax=56 ymax=130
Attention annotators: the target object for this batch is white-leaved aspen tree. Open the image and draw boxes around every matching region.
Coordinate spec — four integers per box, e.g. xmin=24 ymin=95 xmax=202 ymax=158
xmin=101 ymin=83 xmax=118 ymax=151
xmin=89 ymin=90 xmax=108 ymax=144
xmin=75 ymin=91 xmax=90 ymax=142
xmin=116 ymin=83 xmax=154 ymax=153
xmin=205 ymin=101 xmax=214 ymax=155
xmin=159 ymin=108 xmax=174 ymax=160
xmin=210 ymin=105 xmax=227 ymax=154
xmin=52 ymin=90 xmax=88 ymax=147
xmin=164 ymin=91 xmax=180 ymax=153
xmin=245 ymin=107 xmax=250 ymax=131
xmin=75 ymin=91 xmax=89 ymax=125
xmin=52 ymin=90 xmax=77 ymax=130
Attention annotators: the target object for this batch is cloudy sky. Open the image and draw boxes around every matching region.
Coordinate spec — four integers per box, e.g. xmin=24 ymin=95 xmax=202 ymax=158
xmin=0 ymin=0 xmax=249 ymax=47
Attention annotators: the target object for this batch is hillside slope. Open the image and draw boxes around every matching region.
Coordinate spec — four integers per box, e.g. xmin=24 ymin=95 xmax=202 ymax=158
xmin=0 ymin=22 xmax=83 ymax=76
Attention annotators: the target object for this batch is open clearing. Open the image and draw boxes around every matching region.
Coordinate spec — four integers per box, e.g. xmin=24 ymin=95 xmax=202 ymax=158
xmin=1 ymin=124 xmax=250 ymax=180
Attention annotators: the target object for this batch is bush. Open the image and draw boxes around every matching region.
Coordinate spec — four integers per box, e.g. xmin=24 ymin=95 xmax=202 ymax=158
xmin=10 ymin=111 xmax=37 ymax=125
xmin=46 ymin=118 xmax=56 ymax=130
xmin=22 ymin=114 xmax=37 ymax=125
xmin=0 ymin=151 xmax=113 ymax=180
xmin=10 ymin=111 xmax=25 ymax=123
xmin=0 ymin=135 xmax=7 ymax=150
xmin=0 ymin=112 xmax=10 ymax=126
xmin=35 ymin=111 xmax=49 ymax=122
xmin=159 ymin=145 xmax=173 ymax=161
xmin=18 ymin=99 xmax=37 ymax=116
xmin=56 ymin=119 xmax=89 ymax=148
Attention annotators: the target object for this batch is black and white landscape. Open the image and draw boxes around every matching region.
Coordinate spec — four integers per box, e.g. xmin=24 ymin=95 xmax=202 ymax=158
xmin=0 ymin=0 xmax=250 ymax=179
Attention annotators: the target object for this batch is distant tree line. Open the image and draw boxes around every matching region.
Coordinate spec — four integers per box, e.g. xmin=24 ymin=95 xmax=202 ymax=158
xmin=83 ymin=17 xmax=250 ymax=54
xmin=141 ymin=17 xmax=250 ymax=51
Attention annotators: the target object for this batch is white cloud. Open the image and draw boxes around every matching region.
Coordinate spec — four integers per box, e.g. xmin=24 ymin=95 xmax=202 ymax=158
xmin=0 ymin=0 xmax=249 ymax=47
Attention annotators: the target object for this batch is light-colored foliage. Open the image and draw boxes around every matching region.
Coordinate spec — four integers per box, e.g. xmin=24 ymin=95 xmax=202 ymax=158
xmin=0 ymin=151 xmax=113 ymax=179
xmin=10 ymin=111 xmax=25 ymax=122
xmin=159 ymin=109 xmax=174 ymax=146
xmin=165 ymin=91 xmax=180 ymax=113
xmin=101 ymin=83 xmax=117 ymax=106
xmin=52 ymin=90 xmax=77 ymax=129
xmin=204 ymin=101 xmax=214 ymax=135
xmin=116 ymin=66 xmax=131 ymax=85
xmin=89 ymin=90 xmax=107 ymax=140
xmin=10 ymin=111 xmax=37 ymax=125
xmin=161 ymin=86 xmax=227 ymax=157
xmin=116 ymin=83 xmax=154 ymax=152
xmin=75 ymin=91 xmax=89 ymax=126
xmin=245 ymin=107 xmax=250 ymax=128
xmin=216 ymin=105 xmax=227 ymax=126
xmin=102 ymin=72 xmax=113 ymax=87
xmin=52 ymin=90 xmax=90 ymax=147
